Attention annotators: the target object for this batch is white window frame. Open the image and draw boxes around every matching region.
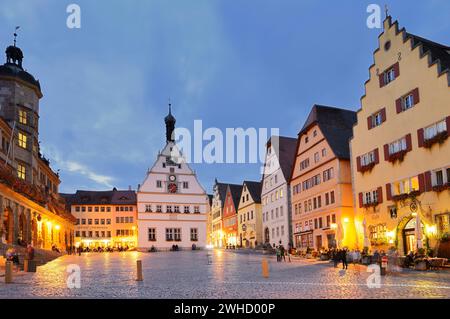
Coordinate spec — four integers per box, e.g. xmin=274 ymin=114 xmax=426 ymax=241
xmin=389 ymin=137 xmax=407 ymax=155
xmin=424 ymin=119 xmax=447 ymax=140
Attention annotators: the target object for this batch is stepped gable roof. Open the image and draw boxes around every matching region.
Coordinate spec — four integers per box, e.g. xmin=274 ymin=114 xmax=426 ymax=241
xmin=299 ymin=105 xmax=356 ymax=160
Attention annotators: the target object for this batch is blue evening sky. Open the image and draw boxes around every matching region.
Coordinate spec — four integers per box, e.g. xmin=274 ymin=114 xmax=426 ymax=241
xmin=0 ymin=0 xmax=448 ymax=194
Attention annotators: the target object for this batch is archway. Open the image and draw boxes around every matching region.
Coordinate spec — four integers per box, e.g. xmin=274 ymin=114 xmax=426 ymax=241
xmin=18 ymin=212 xmax=26 ymax=245
xmin=397 ymin=214 xmax=425 ymax=255
xmin=31 ymin=218 xmax=38 ymax=246
xmin=3 ymin=208 xmax=14 ymax=244
xmin=264 ymin=227 xmax=270 ymax=244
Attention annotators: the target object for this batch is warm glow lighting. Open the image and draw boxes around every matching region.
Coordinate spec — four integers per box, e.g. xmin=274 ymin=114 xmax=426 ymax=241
xmin=387 ymin=230 xmax=395 ymax=239
xmin=425 ymin=225 xmax=437 ymax=236
xmin=206 ymin=244 xmax=214 ymax=249
xmin=343 ymin=218 xmax=349 ymax=223
xmin=132 ymin=226 xmax=136 ymax=231
xmin=412 ymin=212 xmax=417 ymax=217
xmin=55 ymin=225 xmax=61 ymax=230
xmin=330 ymin=223 xmax=338 ymax=230
xmin=46 ymin=221 xmax=52 ymax=228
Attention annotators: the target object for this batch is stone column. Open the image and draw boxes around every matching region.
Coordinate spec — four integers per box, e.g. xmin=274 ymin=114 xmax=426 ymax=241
xmin=12 ymin=202 xmax=19 ymax=244
xmin=26 ymin=208 xmax=32 ymax=244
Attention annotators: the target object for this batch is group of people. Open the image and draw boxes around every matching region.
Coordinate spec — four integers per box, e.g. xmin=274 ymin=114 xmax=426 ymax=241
xmin=275 ymin=244 xmax=290 ymax=262
xmin=5 ymin=244 xmax=35 ymax=272
xmin=330 ymin=248 xmax=350 ymax=269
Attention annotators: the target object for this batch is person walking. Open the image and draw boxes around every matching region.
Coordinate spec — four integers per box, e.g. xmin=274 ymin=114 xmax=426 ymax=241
xmin=280 ymin=245 xmax=286 ymax=262
xmin=276 ymin=246 xmax=281 ymax=262
xmin=332 ymin=249 xmax=339 ymax=268
xmin=341 ymin=248 xmax=348 ymax=270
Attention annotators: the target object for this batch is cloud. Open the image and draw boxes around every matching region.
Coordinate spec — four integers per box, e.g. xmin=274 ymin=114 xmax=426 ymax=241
xmin=41 ymin=145 xmax=115 ymax=189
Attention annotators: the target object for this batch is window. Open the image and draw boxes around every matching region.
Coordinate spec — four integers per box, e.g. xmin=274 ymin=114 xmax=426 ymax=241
xmin=19 ymin=110 xmax=27 ymax=125
xmin=145 ymin=205 xmax=152 ymax=212
xmin=174 ymin=228 xmax=181 ymax=241
xmin=88 ymin=219 xmax=92 ymax=225
xmin=18 ymin=132 xmax=27 ymax=149
xmin=432 ymin=168 xmax=450 ymax=187
xmin=95 ymin=207 xmax=99 ymax=212
xmin=107 ymin=219 xmax=111 ymax=225
xmin=183 ymin=181 xmax=189 ymax=189
xmin=325 ymin=193 xmax=329 ymax=205
xmin=305 ymin=136 xmax=309 ymax=144
xmin=322 ymin=148 xmax=327 ymax=157
xmin=361 ymin=150 xmax=376 ymax=166
xmin=88 ymin=207 xmax=92 ymax=212
xmin=300 ymin=159 xmax=310 ymax=170
xmin=95 ymin=231 xmax=100 ymax=238
xmin=76 ymin=219 xmax=80 ymax=225
xmin=166 ymin=228 xmax=174 ymax=241
xmin=107 ymin=231 xmax=111 ymax=238
xmin=101 ymin=207 xmax=105 ymax=212
xmin=190 ymin=228 xmax=198 ymax=241
xmin=17 ymin=164 xmax=26 ymax=180
xmin=194 ymin=206 xmax=200 ymax=214
xmin=148 ymin=228 xmax=156 ymax=241
xmin=156 ymin=180 xmax=162 ymax=188
xmin=384 ymin=68 xmax=395 ymax=84
xmin=314 ymin=152 xmax=320 ymax=163
xmin=392 ymin=176 xmax=419 ymax=195
xmin=101 ymin=219 xmax=105 ymax=225
xmin=363 ymin=190 xmax=379 ymax=204
xmin=424 ymin=119 xmax=447 ymax=140
xmin=95 ymin=219 xmax=99 ymax=225
xmin=281 ymin=225 xmax=285 ymax=236
xmin=389 ymin=137 xmax=407 ymax=155
xmin=330 ymin=191 xmax=335 ymax=204
xmin=323 ymin=168 xmax=334 ymax=182
xmin=371 ymin=111 xmax=383 ymax=128
xmin=174 ymin=206 xmax=180 ymax=213
xmin=184 ymin=206 xmax=190 ymax=214
xmin=280 ymin=206 xmax=283 ymax=217
xmin=81 ymin=219 xmax=86 ymax=225
xmin=81 ymin=231 xmax=86 ymax=238
xmin=166 ymin=205 xmax=172 ymax=213
xmin=81 ymin=207 xmax=86 ymax=212
xmin=75 ymin=231 xmax=80 ymax=237
xmin=156 ymin=205 xmax=162 ymax=213
xmin=403 ymin=94 xmax=414 ymax=111
xmin=75 ymin=206 xmax=80 ymax=212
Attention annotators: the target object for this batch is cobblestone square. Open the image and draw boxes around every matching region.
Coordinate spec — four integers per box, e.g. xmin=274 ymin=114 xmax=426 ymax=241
xmin=1 ymin=250 xmax=449 ymax=299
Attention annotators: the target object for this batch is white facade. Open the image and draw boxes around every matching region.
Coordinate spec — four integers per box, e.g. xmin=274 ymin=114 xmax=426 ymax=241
xmin=261 ymin=143 xmax=293 ymax=248
xmin=137 ymin=142 xmax=208 ymax=251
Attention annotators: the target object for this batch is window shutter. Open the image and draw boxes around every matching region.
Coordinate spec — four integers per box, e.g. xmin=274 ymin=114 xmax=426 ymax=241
xmin=377 ymin=186 xmax=383 ymax=204
xmin=358 ymin=192 xmax=363 ymax=208
xmin=381 ymin=108 xmax=386 ymax=123
xmin=367 ymin=116 xmax=372 ymax=130
xmin=418 ymin=173 xmax=425 ymax=193
xmin=356 ymin=156 xmax=362 ymax=172
xmin=412 ymin=88 xmax=420 ymax=105
xmin=424 ymin=171 xmax=432 ymax=191
xmin=393 ymin=62 xmax=400 ymax=78
xmin=417 ymin=128 xmax=424 ymax=148
xmin=374 ymin=148 xmax=379 ymax=164
xmin=386 ymin=183 xmax=392 ymax=200
xmin=396 ymin=98 xmax=403 ymax=113
xmin=446 ymin=116 xmax=450 ymax=137
xmin=383 ymin=144 xmax=389 ymax=161
xmin=405 ymin=134 xmax=412 ymax=152
xmin=379 ymin=73 xmax=385 ymax=88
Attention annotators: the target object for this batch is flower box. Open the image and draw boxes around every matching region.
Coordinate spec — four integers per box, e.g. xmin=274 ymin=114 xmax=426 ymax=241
xmin=387 ymin=150 xmax=408 ymax=163
xmin=363 ymin=201 xmax=378 ymax=208
xmin=360 ymin=162 xmax=376 ymax=173
xmin=432 ymin=183 xmax=450 ymax=193
xmin=424 ymin=131 xmax=448 ymax=148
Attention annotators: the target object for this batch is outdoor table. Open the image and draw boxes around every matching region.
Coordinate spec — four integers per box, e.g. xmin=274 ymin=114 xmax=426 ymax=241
xmin=428 ymin=258 xmax=446 ymax=270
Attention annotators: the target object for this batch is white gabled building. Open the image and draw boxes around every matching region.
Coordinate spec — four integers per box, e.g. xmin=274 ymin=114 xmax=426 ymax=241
xmin=137 ymin=105 xmax=208 ymax=251
xmin=261 ymin=136 xmax=297 ymax=248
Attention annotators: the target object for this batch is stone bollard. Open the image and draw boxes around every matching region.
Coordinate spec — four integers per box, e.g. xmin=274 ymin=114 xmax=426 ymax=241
xmin=262 ymin=258 xmax=269 ymax=278
xmin=5 ymin=261 xmax=13 ymax=284
xmin=136 ymin=260 xmax=143 ymax=281
xmin=207 ymin=253 xmax=212 ymax=265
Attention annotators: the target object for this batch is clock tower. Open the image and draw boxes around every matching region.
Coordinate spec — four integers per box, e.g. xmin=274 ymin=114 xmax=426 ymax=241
xmin=136 ymin=104 xmax=208 ymax=251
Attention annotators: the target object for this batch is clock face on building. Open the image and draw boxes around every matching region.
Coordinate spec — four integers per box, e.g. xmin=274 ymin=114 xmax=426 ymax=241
xmin=169 ymin=175 xmax=176 ymax=182
xmin=168 ymin=183 xmax=178 ymax=193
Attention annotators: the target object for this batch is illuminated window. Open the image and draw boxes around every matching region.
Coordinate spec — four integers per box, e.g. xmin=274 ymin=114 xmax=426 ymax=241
xmin=17 ymin=164 xmax=26 ymax=180
xmin=19 ymin=110 xmax=27 ymax=125
xmin=18 ymin=132 xmax=27 ymax=149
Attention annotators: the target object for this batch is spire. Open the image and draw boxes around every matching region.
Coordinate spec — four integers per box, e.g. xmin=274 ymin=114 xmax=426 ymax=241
xmin=6 ymin=26 xmax=23 ymax=69
xmin=164 ymin=102 xmax=176 ymax=143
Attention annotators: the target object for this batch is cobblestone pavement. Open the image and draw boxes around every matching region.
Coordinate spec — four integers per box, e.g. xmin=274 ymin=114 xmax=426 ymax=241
xmin=1 ymin=250 xmax=449 ymax=298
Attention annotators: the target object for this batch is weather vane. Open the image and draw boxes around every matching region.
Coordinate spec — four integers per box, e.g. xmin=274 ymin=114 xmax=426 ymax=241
xmin=384 ymin=4 xmax=389 ymax=18
xmin=13 ymin=26 xmax=20 ymax=46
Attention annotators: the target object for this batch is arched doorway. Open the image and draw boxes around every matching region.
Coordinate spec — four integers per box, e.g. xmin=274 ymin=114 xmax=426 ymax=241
xmin=397 ymin=215 xmax=425 ymax=255
xmin=31 ymin=218 xmax=38 ymax=246
xmin=18 ymin=212 xmax=26 ymax=245
xmin=3 ymin=208 xmax=14 ymax=244
xmin=264 ymin=227 xmax=270 ymax=244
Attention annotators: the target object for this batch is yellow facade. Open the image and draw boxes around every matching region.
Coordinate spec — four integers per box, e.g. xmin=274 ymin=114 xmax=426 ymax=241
xmin=350 ymin=17 xmax=450 ymax=255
